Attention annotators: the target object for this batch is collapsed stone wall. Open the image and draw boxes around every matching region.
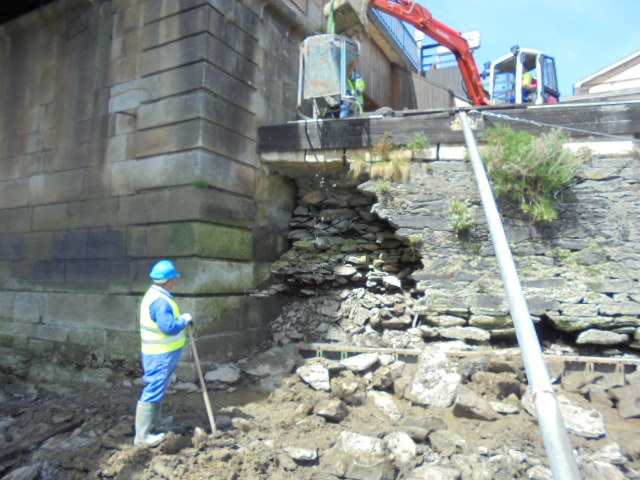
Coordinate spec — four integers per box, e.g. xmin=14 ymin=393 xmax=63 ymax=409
xmin=266 ymin=147 xmax=640 ymax=351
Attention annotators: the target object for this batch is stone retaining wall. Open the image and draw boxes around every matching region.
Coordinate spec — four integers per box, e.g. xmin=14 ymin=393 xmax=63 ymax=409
xmin=266 ymin=145 xmax=640 ymax=350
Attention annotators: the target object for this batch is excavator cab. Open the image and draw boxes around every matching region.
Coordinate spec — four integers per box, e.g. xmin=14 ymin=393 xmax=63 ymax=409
xmin=487 ymin=46 xmax=560 ymax=105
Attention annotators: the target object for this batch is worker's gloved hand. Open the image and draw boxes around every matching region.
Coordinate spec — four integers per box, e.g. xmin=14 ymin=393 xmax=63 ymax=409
xmin=178 ymin=313 xmax=193 ymax=326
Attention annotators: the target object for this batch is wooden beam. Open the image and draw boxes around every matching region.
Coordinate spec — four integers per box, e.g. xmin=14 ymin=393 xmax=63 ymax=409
xmin=258 ymin=101 xmax=640 ymax=152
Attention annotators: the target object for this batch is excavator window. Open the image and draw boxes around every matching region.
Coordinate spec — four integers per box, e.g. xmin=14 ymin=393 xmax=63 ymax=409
xmin=541 ymin=55 xmax=560 ymax=102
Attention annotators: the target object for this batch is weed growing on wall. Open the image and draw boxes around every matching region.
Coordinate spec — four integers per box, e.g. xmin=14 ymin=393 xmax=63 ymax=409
xmin=480 ymin=125 xmax=583 ymax=223
xmin=449 ymin=200 xmax=475 ymax=234
xmin=408 ymin=132 xmax=430 ymax=151
xmin=377 ymin=181 xmax=391 ymax=195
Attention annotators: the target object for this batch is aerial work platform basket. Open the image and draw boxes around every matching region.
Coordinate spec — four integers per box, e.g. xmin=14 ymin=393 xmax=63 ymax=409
xmin=297 ymin=34 xmax=360 ymax=119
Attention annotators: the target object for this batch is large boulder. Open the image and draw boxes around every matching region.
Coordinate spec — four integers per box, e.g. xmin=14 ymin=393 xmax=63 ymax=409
xmin=404 ymin=346 xmax=461 ymax=408
xmin=321 ymin=431 xmax=396 ymax=480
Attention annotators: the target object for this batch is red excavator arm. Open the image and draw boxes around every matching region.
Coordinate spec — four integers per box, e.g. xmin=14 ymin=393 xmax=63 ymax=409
xmin=368 ymin=0 xmax=491 ymax=106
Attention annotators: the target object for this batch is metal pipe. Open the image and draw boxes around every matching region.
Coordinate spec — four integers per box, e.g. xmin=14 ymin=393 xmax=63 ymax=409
xmin=458 ymin=111 xmax=581 ymax=480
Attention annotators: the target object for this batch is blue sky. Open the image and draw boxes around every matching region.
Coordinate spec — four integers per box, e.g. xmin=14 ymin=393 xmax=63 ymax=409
xmin=415 ymin=0 xmax=640 ymax=98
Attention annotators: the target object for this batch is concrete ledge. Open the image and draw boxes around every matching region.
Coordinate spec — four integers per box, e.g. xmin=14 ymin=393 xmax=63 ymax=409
xmin=261 ymin=149 xmax=347 ymax=178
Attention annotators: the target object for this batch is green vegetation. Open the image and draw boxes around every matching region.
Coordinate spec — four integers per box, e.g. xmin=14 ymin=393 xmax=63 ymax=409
xmin=480 ymin=125 xmax=583 ymax=223
xmin=192 ymin=180 xmax=212 ymax=190
xmin=449 ymin=200 xmax=475 ymax=234
xmin=408 ymin=132 xmax=430 ymax=151
xmin=377 ymin=181 xmax=392 ymax=195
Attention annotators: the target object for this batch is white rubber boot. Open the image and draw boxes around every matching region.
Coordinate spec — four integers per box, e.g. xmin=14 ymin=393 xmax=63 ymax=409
xmin=134 ymin=401 xmax=165 ymax=447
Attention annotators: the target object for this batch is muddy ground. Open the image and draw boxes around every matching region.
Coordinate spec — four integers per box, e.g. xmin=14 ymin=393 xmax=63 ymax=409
xmin=1 ymin=344 xmax=640 ymax=480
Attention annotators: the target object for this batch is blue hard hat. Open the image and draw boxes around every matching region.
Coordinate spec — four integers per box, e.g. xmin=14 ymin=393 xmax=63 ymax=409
xmin=149 ymin=259 xmax=181 ymax=281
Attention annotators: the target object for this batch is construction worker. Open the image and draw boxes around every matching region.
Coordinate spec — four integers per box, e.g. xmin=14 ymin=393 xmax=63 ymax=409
xmin=134 ymin=259 xmax=193 ymax=446
xmin=522 ymin=72 xmax=538 ymax=103
xmin=340 ymin=69 xmax=366 ymax=118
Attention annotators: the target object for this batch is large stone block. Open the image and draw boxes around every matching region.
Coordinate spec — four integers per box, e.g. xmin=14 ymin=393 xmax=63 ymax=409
xmin=81 ymin=165 xmax=112 ymax=200
xmin=142 ymin=4 xmax=209 ymax=50
xmin=144 ymin=0 xmax=208 ymax=24
xmin=65 ymin=259 xmax=112 ymax=288
xmin=137 ymin=91 xmax=256 ymax=137
xmin=171 ymin=258 xmax=256 ymax=295
xmin=67 ymin=198 xmax=119 ymax=229
xmin=142 ymin=63 xmax=207 ymax=103
xmin=0 ymin=291 xmax=15 ymax=318
xmin=105 ymin=134 xmax=130 ymax=164
xmin=106 ymin=329 xmax=140 ymax=360
xmin=2 ymin=262 xmax=35 ymax=290
xmin=12 ymin=292 xmax=45 ymax=323
xmin=31 ymin=204 xmax=69 ymax=232
xmin=87 ymin=227 xmax=128 ymax=259
xmin=53 ymin=229 xmax=88 ymax=259
xmin=67 ymin=327 xmax=107 ymax=347
xmin=0 ymin=233 xmax=24 ymax=261
xmin=113 ymin=3 xmax=144 ymax=38
xmin=107 ymin=56 xmax=140 ymax=87
xmin=116 ymin=189 xmax=171 ymax=225
xmin=110 ymin=29 xmax=143 ymax=62
xmin=23 ymin=231 xmax=54 ymax=260
xmin=134 ymin=117 xmax=258 ymax=165
xmin=0 ymin=178 xmax=29 ymax=208
xmin=134 ymin=119 xmax=201 ymax=158
xmin=191 ymin=187 xmax=256 ymax=228
xmin=203 ymin=62 xmax=258 ymax=113
xmin=42 ymin=292 xmax=138 ymax=331
xmin=30 ymin=169 xmax=84 ymax=205
xmin=116 ymin=186 xmax=255 ymax=229
xmin=0 ymin=207 xmax=32 ymax=234
xmin=128 ymin=222 xmax=252 ymax=260
xmin=108 ymin=258 xmax=153 ymax=295
xmin=33 ymin=260 xmax=66 ymax=285
xmin=140 ymin=34 xmax=256 ymax=84
xmin=109 ymin=80 xmax=149 ymax=113
xmin=199 ymin=122 xmax=258 ymax=166
xmin=207 ymin=6 xmax=259 ymax=62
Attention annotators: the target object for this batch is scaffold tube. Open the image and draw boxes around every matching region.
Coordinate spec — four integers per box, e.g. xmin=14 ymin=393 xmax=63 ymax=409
xmin=458 ymin=111 xmax=582 ymax=480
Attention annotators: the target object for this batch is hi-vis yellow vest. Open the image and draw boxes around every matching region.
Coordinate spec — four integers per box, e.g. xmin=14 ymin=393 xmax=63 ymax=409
xmin=139 ymin=286 xmax=187 ymax=354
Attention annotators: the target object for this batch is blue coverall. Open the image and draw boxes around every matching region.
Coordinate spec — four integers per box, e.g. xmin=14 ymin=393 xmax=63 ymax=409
xmin=139 ymin=288 xmax=189 ymax=404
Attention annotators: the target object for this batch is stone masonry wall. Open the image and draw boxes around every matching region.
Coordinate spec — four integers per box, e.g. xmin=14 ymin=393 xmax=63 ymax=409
xmin=0 ymin=0 xmax=320 ymax=374
xmin=264 ymin=144 xmax=640 ymax=351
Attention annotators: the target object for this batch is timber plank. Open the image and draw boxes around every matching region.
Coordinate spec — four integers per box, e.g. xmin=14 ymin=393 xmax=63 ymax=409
xmin=258 ymin=101 xmax=640 ymax=152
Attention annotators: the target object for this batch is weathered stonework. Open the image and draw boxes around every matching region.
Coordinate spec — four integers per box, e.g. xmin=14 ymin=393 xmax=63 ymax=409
xmin=0 ymin=0 xmax=320 ymax=373
xmin=264 ymin=144 xmax=640 ymax=351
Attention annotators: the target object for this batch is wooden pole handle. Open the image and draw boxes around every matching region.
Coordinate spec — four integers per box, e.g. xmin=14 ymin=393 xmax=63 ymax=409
xmin=188 ymin=325 xmax=217 ymax=435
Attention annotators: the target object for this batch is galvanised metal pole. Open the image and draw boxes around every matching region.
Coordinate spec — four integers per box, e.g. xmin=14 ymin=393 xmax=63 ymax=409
xmin=459 ymin=111 xmax=582 ymax=480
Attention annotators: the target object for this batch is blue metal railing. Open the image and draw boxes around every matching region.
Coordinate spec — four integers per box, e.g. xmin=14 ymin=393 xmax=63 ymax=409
xmin=421 ymin=44 xmax=458 ymax=71
xmin=372 ymin=9 xmax=420 ymax=70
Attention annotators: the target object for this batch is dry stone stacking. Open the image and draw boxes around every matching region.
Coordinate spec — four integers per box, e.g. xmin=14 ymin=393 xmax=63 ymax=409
xmin=265 ymin=149 xmax=640 ymax=351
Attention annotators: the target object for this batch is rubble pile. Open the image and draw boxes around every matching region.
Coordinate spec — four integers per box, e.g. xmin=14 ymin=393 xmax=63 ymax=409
xmin=267 ymin=178 xmax=421 ymax=295
xmin=4 ymin=341 xmax=640 ymax=479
